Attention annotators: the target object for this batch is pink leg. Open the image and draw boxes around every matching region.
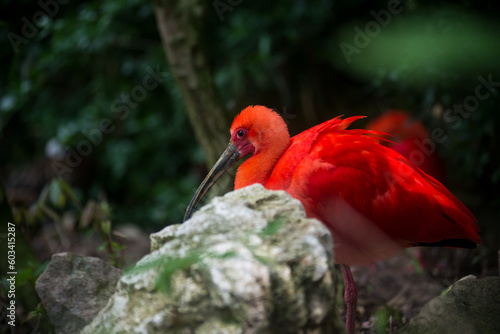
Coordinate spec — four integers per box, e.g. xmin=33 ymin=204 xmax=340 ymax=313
xmin=340 ymin=264 xmax=357 ymax=334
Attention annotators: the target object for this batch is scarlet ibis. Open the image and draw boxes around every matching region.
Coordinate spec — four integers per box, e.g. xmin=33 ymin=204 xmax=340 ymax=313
xmin=365 ymin=110 xmax=447 ymax=184
xmin=184 ymin=105 xmax=480 ymax=334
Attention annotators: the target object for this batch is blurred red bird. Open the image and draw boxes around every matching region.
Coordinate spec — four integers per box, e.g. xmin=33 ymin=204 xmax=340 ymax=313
xmin=184 ymin=106 xmax=480 ymax=334
xmin=365 ymin=110 xmax=447 ymax=184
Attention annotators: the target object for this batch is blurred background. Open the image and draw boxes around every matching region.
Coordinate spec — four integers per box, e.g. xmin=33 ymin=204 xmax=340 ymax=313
xmin=1 ymin=0 xmax=499 ymax=332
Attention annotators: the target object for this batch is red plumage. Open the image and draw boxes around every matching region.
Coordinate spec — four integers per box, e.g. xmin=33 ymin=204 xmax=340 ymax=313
xmin=265 ymin=115 xmax=479 ymax=264
xmin=365 ymin=110 xmax=447 ymax=183
xmin=186 ymin=105 xmax=480 ymax=334
xmin=227 ymin=108 xmax=480 ymax=264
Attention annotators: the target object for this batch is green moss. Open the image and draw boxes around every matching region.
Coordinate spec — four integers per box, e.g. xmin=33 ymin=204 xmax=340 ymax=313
xmin=259 ymin=218 xmax=284 ymax=236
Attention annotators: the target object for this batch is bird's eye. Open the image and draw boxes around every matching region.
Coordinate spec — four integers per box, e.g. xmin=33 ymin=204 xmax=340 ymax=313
xmin=237 ymin=129 xmax=245 ymax=138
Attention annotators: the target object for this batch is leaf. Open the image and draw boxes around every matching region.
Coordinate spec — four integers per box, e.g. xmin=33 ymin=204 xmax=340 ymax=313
xmin=111 ymin=241 xmax=126 ymax=252
xmin=39 ymin=204 xmax=61 ymax=223
xmin=38 ymin=184 xmax=50 ymax=203
xmin=100 ymin=220 xmax=111 ymax=235
xmin=409 ymin=254 xmax=424 ymax=275
xmin=33 ymin=261 xmax=50 ymax=278
xmin=49 ymin=179 xmax=66 ymax=208
xmin=16 ymin=267 xmax=34 ymax=286
xmin=80 ymin=200 xmax=96 ymax=228
xmin=59 ymin=179 xmax=81 ymax=208
xmin=13 ymin=208 xmax=24 ymax=224
xmin=374 ymin=306 xmax=403 ymax=334
xmin=35 ymin=204 xmax=44 ymax=221
xmin=99 ymin=201 xmax=111 ymax=217
xmin=26 ymin=305 xmax=43 ymax=322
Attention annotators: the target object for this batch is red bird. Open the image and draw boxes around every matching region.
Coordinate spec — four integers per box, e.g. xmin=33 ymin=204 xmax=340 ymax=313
xmin=184 ymin=106 xmax=480 ymax=334
xmin=365 ymin=110 xmax=447 ymax=184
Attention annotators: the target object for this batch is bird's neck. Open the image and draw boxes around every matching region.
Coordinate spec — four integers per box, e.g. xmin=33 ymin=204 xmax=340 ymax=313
xmin=234 ymin=137 xmax=290 ymax=189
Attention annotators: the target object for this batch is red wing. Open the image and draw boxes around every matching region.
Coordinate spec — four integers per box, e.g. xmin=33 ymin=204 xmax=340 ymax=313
xmin=266 ymin=116 xmax=373 ymax=190
xmin=270 ymin=132 xmax=479 ymax=265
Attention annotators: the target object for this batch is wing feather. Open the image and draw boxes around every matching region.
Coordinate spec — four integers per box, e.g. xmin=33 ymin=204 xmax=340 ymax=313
xmin=267 ymin=117 xmax=480 ymax=265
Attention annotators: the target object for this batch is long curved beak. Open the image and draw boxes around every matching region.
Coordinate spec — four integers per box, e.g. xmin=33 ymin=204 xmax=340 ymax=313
xmin=183 ymin=142 xmax=240 ymax=222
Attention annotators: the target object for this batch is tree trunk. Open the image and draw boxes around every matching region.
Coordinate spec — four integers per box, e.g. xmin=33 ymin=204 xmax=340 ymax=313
xmin=154 ymin=0 xmax=229 ymax=169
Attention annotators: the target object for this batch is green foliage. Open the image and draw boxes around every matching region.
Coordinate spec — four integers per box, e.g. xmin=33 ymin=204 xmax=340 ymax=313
xmin=374 ymin=305 xmax=404 ymax=334
xmin=208 ymin=0 xmax=336 ymax=106
xmin=409 ymin=253 xmax=424 ymax=275
xmin=13 ymin=178 xmax=126 ymax=267
xmin=332 ymin=9 xmax=500 ymax=89
xmin=2 ymin=0 xmax=499 ymax=232
xmin=2 ymin=0 xmax=201 ymax=229
xmin=0 ymin=259 xmax=53 ymax=333
xmin=25 ymin=304 xmax=55 ymax=333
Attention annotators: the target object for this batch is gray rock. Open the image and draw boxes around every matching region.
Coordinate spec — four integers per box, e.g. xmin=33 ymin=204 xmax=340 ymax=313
xmin=35 ymin=252 xmax=122 ymax=334
xmin=81 ymin=184 xmax=345 ymax=334
xmin=401 ymin=276 xmax=500 ymax=334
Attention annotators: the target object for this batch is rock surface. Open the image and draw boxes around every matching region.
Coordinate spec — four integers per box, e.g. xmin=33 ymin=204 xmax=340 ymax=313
xmin=81 ymin=184 xmax=345 ymax=334
xmin=401 ymin=276 xmax=500 ymax=334
xmin=35 ymin=252 xmax=122 ymax=334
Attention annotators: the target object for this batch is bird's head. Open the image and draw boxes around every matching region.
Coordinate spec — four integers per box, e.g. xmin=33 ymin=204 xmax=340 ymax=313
xmin=183 ymin=105 xmax=289 ymax=221
xmin=230 ymin=105 xmax=289 ymax=157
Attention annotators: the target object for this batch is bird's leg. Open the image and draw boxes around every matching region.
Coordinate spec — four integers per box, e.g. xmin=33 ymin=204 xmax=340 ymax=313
xmin=340 ymin=264 xmax=357 ymax=334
